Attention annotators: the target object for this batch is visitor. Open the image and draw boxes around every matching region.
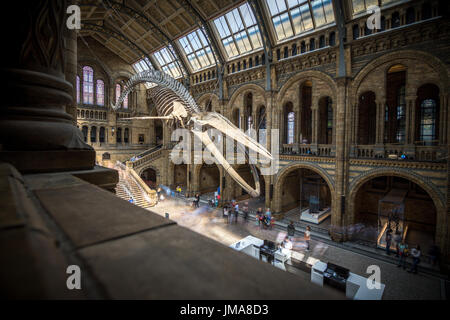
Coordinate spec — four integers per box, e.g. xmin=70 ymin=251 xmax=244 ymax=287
xmin=397 ymin=240 xmax=408 ymax=269
xmin=223 ymin=204 xmax=229 ymax=223
xmin=256 ymin=207 xmax=263 ymax=227
xmin=304 ymin=226 xmax=311 ymax=252
xmin=428 ymin=243 xmax=439 ymax=266
xmin=385 ymin=229 xmax=392 ymax=255
xmin=408 ymin=245 xmax=421 ymax=274
xmin=234 ymin=202 xmax=239 ymax=224
xmin=263 ymin=214 xmax=270 ymax=229
xmin=394 ymin=231 xmax=402 ymax=257
xmin=195 ymin=193 xmax=200 ymax=208
xmin=265 ymin=207 xmax=271 ymax=218
xmin=287 ymin=221 xmax=295 ymax=240
xmin=242 ymin=202 xmax=249 ymax=224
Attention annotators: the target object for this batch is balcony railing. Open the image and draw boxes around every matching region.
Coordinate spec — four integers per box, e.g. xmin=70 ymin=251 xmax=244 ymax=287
xmin=352 ymin=144 xmax=447 ymax=162
xmin=281 ymin=144 xmax=334 ymax=157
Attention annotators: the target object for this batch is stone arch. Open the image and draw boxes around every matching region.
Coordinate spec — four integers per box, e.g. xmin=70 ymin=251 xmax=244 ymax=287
xmin=348 ymin=168 xmax=445 ymax=215
xmin=196 ymin=93 xmax=220 ymax=112
xmin=193 ymin=162 xmax=221 ymax=195
xmin=78 ymin=55 xmax=113 ymax=87
xmin=277 ymin=70 xmax=337 ymax=106
xmin=347 ymin=168 xmax=447 ymax=249
xmin=352 ymin=50 xmax=449 ymax=105
xmin=228 ymin=83 xmax=265 ymax=111
xmin=137 ymin=164 xmax=161 ymax=181
xmin=273 ymin=162 xmax=335 ymax=213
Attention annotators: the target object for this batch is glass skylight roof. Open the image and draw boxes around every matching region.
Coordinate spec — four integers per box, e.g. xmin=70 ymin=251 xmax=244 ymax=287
xmin=153 ymin=46 xmax=183 ymax=79
xmin=266 ymin=0 xmax=335 ymax=42
xmin=213 ymin=2 xmax=263 ymax=59
xmin=179 ymin=28 xmax=215 ymax=72
xmin=132 ymin=57 xmax=156 ymax=89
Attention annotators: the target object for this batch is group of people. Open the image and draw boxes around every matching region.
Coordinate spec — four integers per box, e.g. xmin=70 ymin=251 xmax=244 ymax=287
xmin=385 ymin=228 xmax=440 ymax=274
xmin=222 ymin=201 xmax=244 ymax=224
xmin=256 ymin=207 xmax=274 ymax=229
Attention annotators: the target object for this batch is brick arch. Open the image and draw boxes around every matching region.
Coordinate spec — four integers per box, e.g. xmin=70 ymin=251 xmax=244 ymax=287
xmin=78 ymin=56 xmax=113 ymax=86
xmin=193 ymin=163 xmax=221 ymax=194
xmin=347 ymin=168 xmax=445 ymax=228
xmin=352 ymin=50 xmax=449 ymax=105
xmin=277 ymin=70 xmax=337 ymax=106
xmin=347 ymin=168 xmax=447 ymax=249
xmin=273 ymin=162 xmax=335 ymax=213
xmin=137 ymin=164 xmax=160 ymax=182
xmin=228 ymin=83 xmax=265 ymax=111
xmin=196 ymin=93 xmax=220 ymax=112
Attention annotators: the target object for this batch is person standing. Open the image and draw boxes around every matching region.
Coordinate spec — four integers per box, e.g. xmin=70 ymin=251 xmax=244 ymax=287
xmin=287 ymin=221 xmax=296 ymax=240
xmin=223 ymin=204 xmax=229 ymax=223
xmin=304 ymin=226 xmax=311 ymax=252
xmin=385 ymin=229 xmax=392 ymax=255
xmin=408 ymin=245 xmax=421 ymax=274
xmin=242 ymin=202 xmax=249 ymax=224
xmin=256 ymin=207 xmax=263 ymax=227
xmin=195 ymin=193 xmax=200 ymax=208
xmin=397 ymin=241 xmax=408 ymax=269
xmin=234 ymin=202 xmax=239 ymax=224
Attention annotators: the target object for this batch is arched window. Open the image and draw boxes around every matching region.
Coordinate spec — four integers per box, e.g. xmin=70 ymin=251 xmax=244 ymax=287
xmin=283 ymin=102 xmax=294 ymax=144
xmin=385 ymin=64 xmax=406 ymax=143
xmin=391 ymin=12 xmax=400 ymax=28
xmin=287 ymin=112 xmax=295 ymax=144
xmin=96 ymin=80 xmax=104 ymax=106
xmin=124 ymin=128 xmax=129 ymax=143
xmin=300 ymin=81 xmax=312 ymax=144
xmin=123 ymin=92 xmax=129 ymax=109
xmin=301 ymin=41 xmax=306 ymax=53
xmin=90 ymin=126 xmax=97 ymax=143
xmin=258 ymin=106 xmax=266 ymax=145
xmin=245 ymin=93 xmax=253 ymax=131
xmin=81 ymin=110 xmax=85 ymax=118
xmin=82 ymin=126 xmax=88 ymax=142
xmin=329 ymin=32 xmax=335 ymax=46
xmin=76 ymin=75 xmax=80 ymax=104
xmin=319 ymin=35 xmax=325 ymax=48
xmin=82 ymin=66 xmax=94 ymax=104
xmin=99 ymin=127 xmax=106 ymax=143
xmin=352 ymin=24 xmax=359 ymax=40
xmin=116 ymin=127 xmax=122 ymax=143
xmin=416 ymin=84 xmax=439 ymax=145
xmin=309 ymin=38 xmax=315 ymax=50
xmin=422 ymin=2 xmax=432 ymax=20
xmin=115 ymin=84 xmax=121 ymax=106
xmin=319 ymin=97 xmax=333 ymax=144
xmin=358 ymin=91 xmax=377 ymax=145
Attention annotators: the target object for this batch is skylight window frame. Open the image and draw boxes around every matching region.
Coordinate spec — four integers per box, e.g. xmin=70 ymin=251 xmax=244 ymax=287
xmin=212 ymin=2 xmax=263 ymax=59
xmin=264 ymin=0 xmax=336 ymax=43
xmin=152 ymin=46 xmax=183 ymax=79
xmin=178 ymin=28 xmax=216 ymax=73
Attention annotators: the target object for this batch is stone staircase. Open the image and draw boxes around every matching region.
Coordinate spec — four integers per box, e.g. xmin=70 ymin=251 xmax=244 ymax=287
xmin=114 ymin=163 xmax=152 ymax=209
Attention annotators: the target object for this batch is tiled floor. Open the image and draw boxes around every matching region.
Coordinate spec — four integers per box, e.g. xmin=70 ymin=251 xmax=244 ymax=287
xmin=148 ymin=197 xmax=446 ymax=300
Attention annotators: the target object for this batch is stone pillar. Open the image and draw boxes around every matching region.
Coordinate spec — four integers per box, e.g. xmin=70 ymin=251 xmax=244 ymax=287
xmin=0 ymin=0 xmax=95 ymax=173
xmin=265 ymin=91 xmax=273 ymax=151
xmin=330 ymin=77 xmax=350 ymax=242
xmin=264 ymin=176 xmax=271 ymax=208
xmin=65 ymin=24 xmax=78 ymax=123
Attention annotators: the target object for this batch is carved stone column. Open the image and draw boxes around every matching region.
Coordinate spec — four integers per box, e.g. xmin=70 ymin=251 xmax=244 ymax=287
xmin=0 ymin=0 xmax=95 ymax=173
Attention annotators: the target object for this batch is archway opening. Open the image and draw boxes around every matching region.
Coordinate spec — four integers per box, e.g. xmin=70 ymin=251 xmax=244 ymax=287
xmin=141 ymin=168 xmax=157 ymax=189
xmin=154 ymin=119 xmax=163 ymax=145
xmin=280 ymin=168 xmax=332 ymax=228
xmin=173 ymin=164 xmax=187 ymax=191
xmin=300 ymin=81 xmax=312 ymax=143
xmin=352 ymin=176 xmax=437 ymax=254
xmin=318 ymin=96 xmax=333 ymax=145
xmin=358 ymin=91 xmax=377 ymax=145
xmin=198 ymin=164 xmax=220 ymax=197
xmin=385 ymin=64 xmax=406 ymax=144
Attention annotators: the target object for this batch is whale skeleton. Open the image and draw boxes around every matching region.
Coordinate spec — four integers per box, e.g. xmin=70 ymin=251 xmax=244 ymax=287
xmin=112 ymin=69 xmax=273 ymax=197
